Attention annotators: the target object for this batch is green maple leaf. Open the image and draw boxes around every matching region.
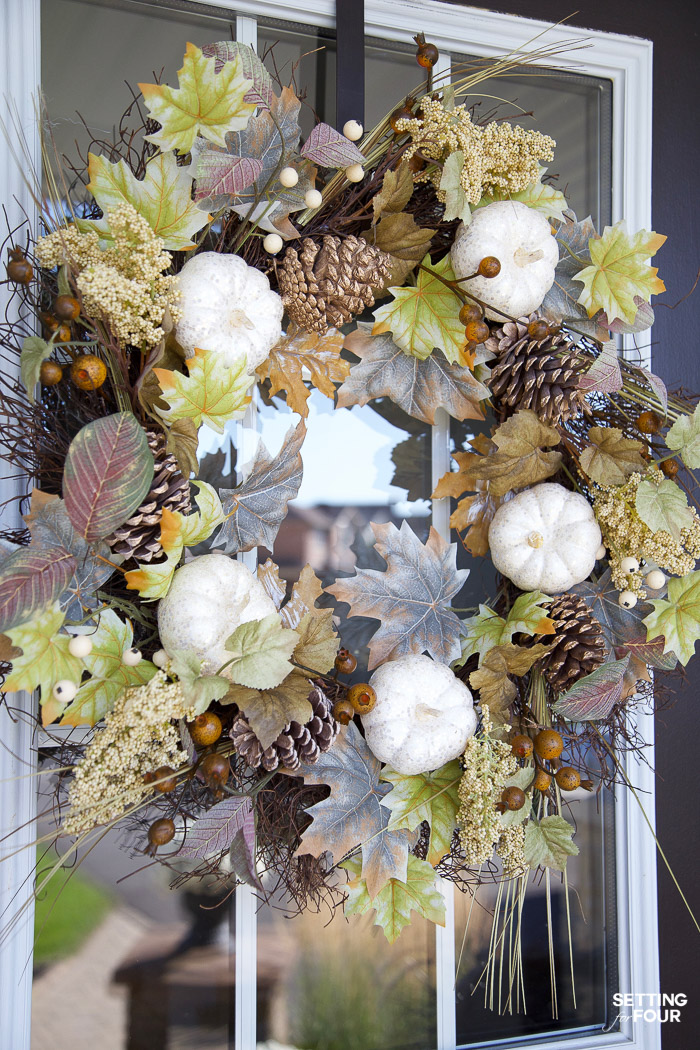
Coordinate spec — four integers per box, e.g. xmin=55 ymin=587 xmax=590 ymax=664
xmin=666 ymin=404 xmax=700 ymax=469
xmin=2 ymin=605 xmax=82 ymax=718
xmin=372 ymin=253 xmax=466 ymax=363
xmin=155 ymin=347 xmax=252 ymax=434
xmin=85 ymin=152 xmax=210 ymax=250
xmin=635 ymin=479 xmax=695 ymax=542
xmin=381 ymin=761 xmax=461 ymax=865
xmin=439 ymin=151 xmax=470 ymax=222
xmin=572 ymin=221 xmax=666 ymax=325
xmin=124 ymin=543 xmax=183 ymax=601
xmin=460 ymin=591 xmax=554 ymax=665
xmin=176 ymin=481 xmax=225 ymax=546
xmin=342 ymin=854 xmax=446 ymax=944
xmin=60 ymin=609 xmax=156 ymax=726
xmin=168 ymin=649 xmax=230 ymax=716
xmin=524 ymin=815 xmax=578 ymax=872
xmin=223 ymin=614 xmax=298 ymax=689
xmin=475 ymin=166 xmax=567 ymax=221
xmin=139 ymin=42 xmax=255 ymax=154
xmin=643 ymin=570 xmax=700 ymax=665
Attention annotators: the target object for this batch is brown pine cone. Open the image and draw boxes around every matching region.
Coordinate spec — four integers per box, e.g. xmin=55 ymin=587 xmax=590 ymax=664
xmin=535 ymin=593 xmax=606 ymax=693
xmin=277 ymin=234 xmax=392 ymax=333
xmin=107 ymin=428 xmax=191 ymax=563
xmin=231 ymin=685 xmax=339 ymax=772
xmin=485 ymin=314 xmax=587 ymax=425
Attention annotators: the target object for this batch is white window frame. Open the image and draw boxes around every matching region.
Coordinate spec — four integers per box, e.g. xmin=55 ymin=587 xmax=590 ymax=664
xmin=0 ymin=2 xmax=657 ymax=1049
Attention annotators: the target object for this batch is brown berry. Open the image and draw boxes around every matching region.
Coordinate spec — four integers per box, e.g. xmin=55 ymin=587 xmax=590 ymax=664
xmin=152 ymin=766 xmax=177 ymax=793
xmin=510 ymin=734 xmax=533 ymax=759
xmin=6 ymin=249 xmax=32 ymax=284
xmin=555 ymin=766 xmax=581 ymax=791
xmin=407 ymin=153 xmax=426 ymax=173
xmin=661 ymin=457 xmax=679 ymax=478
xmin=501 ymin=786 xmax=526 ymax=811
xmin=347 ymin=683 xmax=377 ymax=715
xmin=532 ymin=768 xmax=552 ymax=792
xmin=477 ymin=256 xmax=501 ymax=279
xmin=189 ymin=711 xmax=223 ymax=747
xmin=200 ymin=752 xmax=229 ymax=787
xmin=333 ymin=698 xmax=355 ymax=725
xmin=54 ymin=294 xmax=80 ymax=321
xmin=390 ymin=104 xmax=414 ymax=132
xmin=41 ymin=313 xmax=59 ymax=333
xmin=415 ymin=40 xmax=439 ymax=68
xmin=335 ymin=648 xmax=358 ymax=674
xmin=459 ymin=302 xmax=482 ymax=326
xmin=55 ymin=324 xmax=72 ymax=342
xmin=71 ymin=354 xmax=107 ymax=391
xmin=40 ymin=360 xmax=63 ymax=386
xmin=527 ymin=319 xmax=549 ymax=341
xmin=464 ymin=320 xmax=490 ymax=344
xmin=534 ymin=729 xmax=564 ymax=760
xmin=637 ymin=410 xmax=661 ymax=435
xmin=148 ymin=817 xmax=175 ymax=848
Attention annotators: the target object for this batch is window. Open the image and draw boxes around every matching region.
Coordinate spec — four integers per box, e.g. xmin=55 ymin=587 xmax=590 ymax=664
xmin=0 ymin=3 xmax=658 ymax=1049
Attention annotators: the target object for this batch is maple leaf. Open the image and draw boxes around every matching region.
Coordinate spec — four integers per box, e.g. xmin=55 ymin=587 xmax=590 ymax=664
xmin=469 ymin=642 xmax=550 ymax=724
xmin=578 ymin=341 xmax=623 ymax=394
xmin=223 ymin=614 xmax=299 ymax=689
xmin=473 ymin=410 xmax=562 ymax=497
xmin=459 ymin=591 xmax=554 ymax=665
xmin=139 ymin=42 xmax=255 ymax=154
xmin=86 ymin=152 xmax=210 ymax=250
xmin=154 ymin=347 xmax=252 ymax=434
xmin=326 ymin=520 xmax=469 ymax=669
xmin=295 ymin=722 xmax=412 ymax=899
xmin=573 ymin=221 xmax=666 ymax=325
xmin=342 ymin=854 xmax=445 ymax=944
xmin=372 ymin=254 xmax=466 ymax=363
xmin=256 ymin=324 xmax=349 ymax=418
xmin=381 ymin=761 xmax=461 ymax=866
xmin=552 ymin=656 xmax=630 ymax=721
xmin=214 ymin=419 xmax=305 ymax=554
xmin=124 ymin=542 xmax=183 ymax=601
xmin=293 ymin=610 xmax=338 ymax=674
xmin=524 ymin=815 xmax=578 ymax=872
xmin=432 ymin=434 xmax=503 ymax=556
xmin=666 ymin=403 xmax=700 ymax=469
xmin=2 ymin=605 xmax=83 ymax=722
xmin=476 ymin=166 xmax=567 ymax=221
xmin=168 ymin=649 xmax=230 ymax=717
xmin=59 ymin=610 xmax=156 ymax=727
xmin=635 ymin=479 xmax=695 ymax=542
xmin=338 ymin=329 xmax=487 ymax=425
xmin=579 ymin=427 xmax=647 ymax=486
xmin=371 ymin=164 xmax=414 ymax=223
xmin=643 ymin=570 xmax=700 ymax=665
xmin=279 ymin=564 xmax=324 ymax=629
xmin=364 ymin=213 xmax=436 ymax=290
xmin=225 ymin=672 xmax=313 ymax=750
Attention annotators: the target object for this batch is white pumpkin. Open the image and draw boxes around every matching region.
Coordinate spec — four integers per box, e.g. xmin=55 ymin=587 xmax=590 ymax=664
xmin=157 ymin=554 xmax=277 ymax=676
xmin=175 ymin=252 xmax=283 ymax=372
xmin=363 ymin=654 xmax=477 ymax=775
xmin=488 ymin=482 xmax=601 ymax=593
xmin=450 ymin=201 xmax=558 ymax=321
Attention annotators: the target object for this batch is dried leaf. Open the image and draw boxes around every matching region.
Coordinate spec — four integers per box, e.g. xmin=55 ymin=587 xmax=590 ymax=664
xmin=295 ymin=722 xmax=411 ymax=899
xmin=214 ymin=419 xmax=305 ymax=554
xmin=338 ymin=329 xmax=487 ymax=425
xmin=432 ymin=435 xmax=502 ymax=556
xmin=635 ymin=479 xmax=695 ymax=542
xmin=166 ymin=418 xmax=199 ymax=478
xmin=342 ymin=854 xmax=445 ymax=943
xmin=469 ymin=643 xmax=550 ymax=723
xmin=579 ymin=427 xmax=647 ymax=486
xmin=180 ymin=795 xmax=254 ymax=858
xmin=256 ymin=324 xmax=349 ymax=418
xmin=0 ymin=545 xmax=77 ymax=635
xmin=381 ymin=761 xmax=461 ymax=866
xmin=223 ymin=614 xmax=299 ymax=689
xmin=643 ymin=570 xmax=700 ymax=666
xmin=293 ymin=610 xmax=338 ymax=674
xmin=301 ymin=122 xmax=365 ymax=167
xmin=573 ymin=221 xmax=666 ymax=325
xmin=326 ymin=520 xmax=469 ymax=669
xmin=280 ymin=564 xmax=324 ymax=629
xmin=227 ymin=672 xmax=313 ymax=750
xmin=552 ymin=656 xmax=630 ymax=721
xmin=578 ymin=341 xmax=623 ymax=394
xmin=371 ymin=164 xmax=414 ymax=223
xmin=473 ymin=410 xmax=561 ymax=497
xmin=603 ymin=295 xmax=655 ymax=334
xmin=364 ymin=212 xmax=435 ymax=289
xmin=524 ymin=815 xmax=578 ymax=872
xmin=155 ymin=347 xmax=252 ymax=435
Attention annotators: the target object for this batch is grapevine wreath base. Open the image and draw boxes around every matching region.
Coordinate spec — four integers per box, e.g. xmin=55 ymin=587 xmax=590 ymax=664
xmin=0 ymin=28 xmax=698 ymax=1014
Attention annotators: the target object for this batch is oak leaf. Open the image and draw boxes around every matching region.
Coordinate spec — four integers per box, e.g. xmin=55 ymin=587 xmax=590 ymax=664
xmin=573 ymin=221 xmax=666 ymax=325
xmin=326 ymin=520 xmax=469 ymax=669
xmin=342 ymin=854 xmax=445 ymax=943
xmin=256 ymin=324 xmax=349 ymax=418
xmin=579 ymin=427 xmax=647 ymax=486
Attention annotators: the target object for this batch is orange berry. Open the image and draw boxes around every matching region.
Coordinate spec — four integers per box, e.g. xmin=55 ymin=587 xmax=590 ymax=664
xmin=534 ymin=729 xmax=564 ymax=760
xmin=415 ymin=41 xmax=439 ymax=68
xmin=347 ymin=683 xmax=376 ymax=715
xmin=555 ymin=766 xmax=581 ymax=791
xmin=189 ymin=711 xmax=223 ymax=747
xmin=527 ymin=319 xmax=549 ymax=341
xmin=148 ymin=818 xmax=175 ymax=847
xmin=152 ymin=766 xmax=177 ymax=793
xmin=333 ymin=698 xmax=354 ymax=725
xmin=71 ymin=354 xmax=107 ymax=391
xmin=459 ymin=302 xmax=482 ymax=326
xmin=6 ymin=249 xmax=32 ymax=284
xmin=464 ymin=320 xmax=490 ymax=344
xmin=511 ymin=733 xmax=533 ymax=759
xmin=532 ymin=768 xmax=552 ymax=792
xmin=200 ymin=752 xmax=229 ymax=787
xmin=55 ymin=324 xmax=72 ymax=342
xmin=477 ymin=256 xmax=501 ymax=278
xmin=390 ymin=104 xmax=414 ymax=132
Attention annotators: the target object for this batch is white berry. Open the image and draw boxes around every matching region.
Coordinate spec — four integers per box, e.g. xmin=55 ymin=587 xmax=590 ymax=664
xmin=345 ymin=164 xmax=364 ymax=183
xmin=263 ymin=233 xmax=283 ymax=255
xmin=68 ymin=635 xmax=93 ymax=659
xmin=646 ymin=569 xmax=666 ymax=590
xmin=279 ymin=166 xmax=298 ymax=188
xmin=619 ymin=591 xmax=637 ymax=609
xmin=152 ymin=649 xmax=169 ymax=669
xmin=620 ymin=556 xmax=640 ymax=574
xmin=595 ymin=544 xmax=607 ymax=560
xmin=53 ymin=680 xmax=78 ymax=703
xmin=343 ymin=119 xmax=363 ymax=141
xmin=122 ymin=647 xmax=143 ymax=667
xmin=304 ymin=188 xmax=323 ymax=209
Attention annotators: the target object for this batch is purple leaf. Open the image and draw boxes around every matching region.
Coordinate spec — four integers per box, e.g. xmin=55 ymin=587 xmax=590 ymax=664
xmin=604 ymin=296 xmax=655 ymax=334
xmin=614 ymin=634 xmax=678 ymax=670
xmin=180 ymin=794 xmax=254 ymax=858
xmin=301 ymin=123 xmax=365 ymax=168
xmin=201 ymin=41 xmax=273 ymax=108
xmin=553 ymin=657 xmax=630 ymax=721
xmin=63 ymin=413 xmax=154 ymax=542
xmin=0 ymin=547 xmax=77 ymax=634
xmin=579 ymin=341 xmax=623 ymax=394
xmin=626 ymin=363 xmax=668 ymax=414
xmin=228 ymin=810 xmax=261 ymax=889
xmin=195 ymin=152 xmax=263 ymax=200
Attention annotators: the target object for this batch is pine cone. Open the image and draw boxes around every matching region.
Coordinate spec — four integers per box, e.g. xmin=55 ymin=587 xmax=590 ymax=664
xmin=107 ymin=428 xmax=191 ymax=563
xmin=485 ymin=314 xmax=587 ymax=425
xmin=536 ymin=594 xmax=606 ymax=693
xmin=231 ymin=685 xmax=339 ymax=772
xmin=277 ymin=235 xmax=392 ymax=333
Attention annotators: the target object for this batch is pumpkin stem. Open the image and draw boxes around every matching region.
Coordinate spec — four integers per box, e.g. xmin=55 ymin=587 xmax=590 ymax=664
xmin=527 ymin=530 xmax=544 ymax=549
xmin=514 ymin=246 xmax=544 ymax=267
